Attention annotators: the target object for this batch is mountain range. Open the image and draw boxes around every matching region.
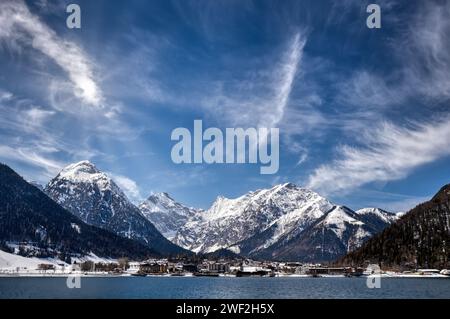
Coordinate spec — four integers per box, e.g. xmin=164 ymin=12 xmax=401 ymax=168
xmin=168 ymin=183 xmax=400 ymax=262
xmin=44 ymin=161 xmax=188 ymax=256
xmin=2 ymin=160 xmax=444 ymax=266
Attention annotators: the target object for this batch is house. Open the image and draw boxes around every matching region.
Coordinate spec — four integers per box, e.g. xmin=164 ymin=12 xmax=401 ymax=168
xmin=128 ymin=262 xmax=141 ymax=272
xmin=202 ymin=261 xmax=230 ymax=273
xmin=140 ymin=263 xmax=168 ymax=274
xmin=37 ymin=264 xmax=55 ymax=271
xmin=182 ymin=264 xmax=198 ymax=273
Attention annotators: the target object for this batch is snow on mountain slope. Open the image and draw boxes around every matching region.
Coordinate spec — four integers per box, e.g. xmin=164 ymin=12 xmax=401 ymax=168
xmin=251 ymin=205 xmax=399 ymax=262
xmin=46 ymin=161 xmax=125 ymax=224
xmin=44 ymin=161 xmax=187 ymax=255
xmin=340 ymin=184 xmax=450 ymax=269
xmin=314 ymin=206 xmax=369 ymax=248
xmin=139 ymin=192 xmax=200 ymax=240
xmin=43 ymin=162 xmax=400 ymax=261
xmin=171 ymin=183 xmax=400 ymax=261
xmin=356 ymin=207 xmax=400 ymax=224
xmin=173 ymin=183 xmax=334 ymax=253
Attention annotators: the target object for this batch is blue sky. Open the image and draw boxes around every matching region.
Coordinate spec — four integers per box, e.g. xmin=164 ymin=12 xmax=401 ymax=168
xmin=1 ymin=0 xmax=449 ymax=212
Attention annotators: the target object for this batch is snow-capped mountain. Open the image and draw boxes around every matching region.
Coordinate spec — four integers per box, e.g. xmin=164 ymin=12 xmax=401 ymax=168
xmin=251 ymin=205 xmax=399 ymax=262
xmin=0 ymin=163 xmax=156 ymax=259
xmin=174 ymin=183 xmax=334 ymax=253
xmin=172 ymin=183 xmax=399 ymax=261
xmin=356 ymin=207 xmax=404 ymax=225
xmin=43 ymin=163 xmax=400 ymax=261
xmin=44 ymin=161 xmax=188 ymax=256
xmin=139 ymin=192 xmax=200 ymax=240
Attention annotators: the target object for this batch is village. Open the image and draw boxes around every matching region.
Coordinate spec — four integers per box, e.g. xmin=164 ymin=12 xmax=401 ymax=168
xmin=0 ymin=250 xmax=449 ymax=278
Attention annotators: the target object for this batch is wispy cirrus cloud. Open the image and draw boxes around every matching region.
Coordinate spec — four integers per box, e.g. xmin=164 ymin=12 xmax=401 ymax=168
xmin=0 ymin=144 xmax=65 ymax=178
xmin=262 ymin=33 xmax=305 ymax=129
xmin=335 ymin=1 xmax=450 ymax=114
xmin=0 ymin=0 xmax=103 ymax=106
xmin=0 ymin=1 xmax=153 ymax=182
xmin=401 ymin=1 xmax=450 ymax=101
xmin=336 ymin=71 xmax=405 ymax=112
xmin=307 ymin=117 xmax=450 ymax=194
xmin=0 ymin=90 xmax=108 ymax=181
xmin=201 ymin=33 xmax=306 ymax=129
xmin=0 ymin=90 xmax=13 ymax=101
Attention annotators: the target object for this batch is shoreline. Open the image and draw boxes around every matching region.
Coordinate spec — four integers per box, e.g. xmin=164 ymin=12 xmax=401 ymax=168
xmin=0 ymin=273 xmax=448 ymax=279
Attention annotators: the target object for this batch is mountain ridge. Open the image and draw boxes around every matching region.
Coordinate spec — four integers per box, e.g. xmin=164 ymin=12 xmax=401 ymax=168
xmin=164 ymin=183 xmax=399 ymax=261
xmin=139 ymin=192 xmax=200 ymax=240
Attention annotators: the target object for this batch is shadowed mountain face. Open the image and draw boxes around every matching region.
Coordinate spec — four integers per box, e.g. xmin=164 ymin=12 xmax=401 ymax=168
xmin=0 ymin=163 xmax=157 ymax=259
xmin=44 ymin=161 xmax=189 ymax=256
xmin=139 ymin=192 xmax=200 ymax=240
xmin=233 ymin=206 xmax=399 ymax=262
xmin=339 ymin=185 xmax=450 ymax=269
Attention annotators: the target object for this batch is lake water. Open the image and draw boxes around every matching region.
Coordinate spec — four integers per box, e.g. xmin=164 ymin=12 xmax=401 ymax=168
xmin=0 ymin=277 xmax=449 ymax=299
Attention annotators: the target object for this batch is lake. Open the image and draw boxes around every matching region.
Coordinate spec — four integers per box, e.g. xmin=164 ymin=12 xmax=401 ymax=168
xmin=0 ymin=277 xmax=449 ymax=299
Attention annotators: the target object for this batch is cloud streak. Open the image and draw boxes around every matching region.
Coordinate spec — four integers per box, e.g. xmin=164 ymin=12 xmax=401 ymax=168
xmin=0 ymin=0 xmax=103 ymax=106
xmin=0 ymin=145 xmax=65 ymax=178
xmin=201 ymin=33 xmax=306 ymax=129
xmin=307 ymin=118 xmax=450 ymax=194
xmin=261 ymin=33 xmax=305 ymax=129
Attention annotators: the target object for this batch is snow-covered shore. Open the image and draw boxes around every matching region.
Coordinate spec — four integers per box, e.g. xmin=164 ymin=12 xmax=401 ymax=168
xmin=1 ymin=250 xmax=449 ymax=278
xmin=0 ymin=249 xmax=117 ymax=276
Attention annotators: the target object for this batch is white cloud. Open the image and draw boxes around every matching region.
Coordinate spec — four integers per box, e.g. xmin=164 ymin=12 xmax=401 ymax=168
xmin=0 ymin=145 xmax=64 ymax=178
xmin=307 ymin=118 xmax=450 ymax=194
xmin=0 ymin=0 xmax=103 ymax=106
xmin=108 ymin=172 xmax=142 ymax=204
xmin=23 ymin=107 xmax=55 ymax=126
xmin=0 ymin=90 xmax=13 ymax=101
xmin=0 ymin=91 xmax=111 ymax=181
xmin=336 ymin=71 xmax=405 ymax=111
xmin=330 ymin=2 xmax=450 ymax=133
xmin=296 ymin=152 xmax=308 ymax=166
xmin=280 ymin=93 xmax=328 ymax=138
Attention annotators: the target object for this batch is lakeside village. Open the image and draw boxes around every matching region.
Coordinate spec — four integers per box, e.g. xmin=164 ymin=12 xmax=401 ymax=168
xmin=1 ymin=252 xmax=449 ymax=278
